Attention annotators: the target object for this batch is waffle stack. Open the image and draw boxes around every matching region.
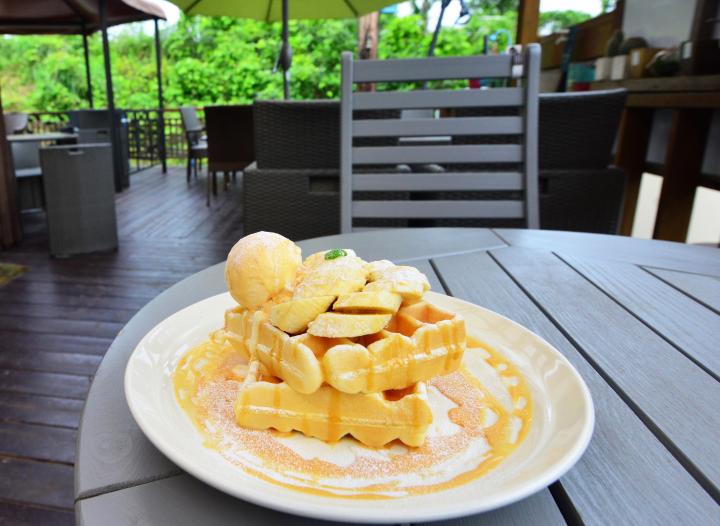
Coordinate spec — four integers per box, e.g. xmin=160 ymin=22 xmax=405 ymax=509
xmin=219 ymin=232 xmax=467 ymax=448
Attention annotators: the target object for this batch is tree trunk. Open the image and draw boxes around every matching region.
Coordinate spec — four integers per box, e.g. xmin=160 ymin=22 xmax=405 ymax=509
xmin=357 ymin=11 xmax=380 ymax=92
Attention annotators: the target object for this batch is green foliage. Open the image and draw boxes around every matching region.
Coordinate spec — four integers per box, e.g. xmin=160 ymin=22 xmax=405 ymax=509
xmin=0 ymin=6 xmax=528 ymax=112
xmin=539 ymin=10 xmax=593 ymax=35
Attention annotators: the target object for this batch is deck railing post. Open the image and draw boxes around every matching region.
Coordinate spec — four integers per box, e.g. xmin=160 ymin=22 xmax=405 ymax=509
xmin=154 ymin=18 xmax=167 ymax=173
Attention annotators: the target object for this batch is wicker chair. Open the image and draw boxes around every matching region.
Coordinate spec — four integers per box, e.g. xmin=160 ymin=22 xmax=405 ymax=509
xmin=537 ymin=88 xmax=627 ymax=234
xmin=11 ymin=141 xmax=44 ymax=211
xmin=449 ymin=88 xmax=627 ymax=233
xmin=204 ymin=105 xmax=254 ymax=206
xmin=179 ymin=106 xmax=208 ymax=183
xmin=244 ymin=100 xmax=408 ymax=241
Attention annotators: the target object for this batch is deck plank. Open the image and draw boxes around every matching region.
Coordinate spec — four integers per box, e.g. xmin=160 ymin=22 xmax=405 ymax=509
xmin=0 ymin=457 xmax=75 ymax=509
xmin=0 ymin=502 xmax=74 ymax=526
xmin=433 ymin=250 xmax=720 ymax=525
xmin=0 ymin=369 xmax=91 ymax=399
xmin=0 ymin=421 xmax=76 ymax=464
xmin=0 ymin=393 xmax=83 ymax=428
xmin=0 ymin=349 xmax=101 ymax=376
xmin=0 ymin=167 xmax=237 ymax=514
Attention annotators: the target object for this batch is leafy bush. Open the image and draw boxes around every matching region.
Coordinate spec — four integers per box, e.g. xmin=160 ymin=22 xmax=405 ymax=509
xmin=0 ymin=8 xmax=523 ymax=111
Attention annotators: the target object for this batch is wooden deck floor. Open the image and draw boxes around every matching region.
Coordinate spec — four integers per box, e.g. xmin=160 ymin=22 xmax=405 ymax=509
xmin=0 ymin=166 xmax=243 ymax=524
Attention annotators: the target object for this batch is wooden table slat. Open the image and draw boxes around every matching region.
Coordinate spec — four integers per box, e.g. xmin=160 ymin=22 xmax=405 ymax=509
xmin=299 ymin=228 xmax=507 ymax=263
xmin=76 ymin=474 xmax=565 ymax=526
xmin=490 ymin=247 xmax=720 ymax=495
xmin=560 ymin=254 xmax=720 ymax=378
xmin=494 ymin=229 xmax=720 ymax=277
xmin=644 ymin=267 xmax=720 ymax=314
xmin=433 ymin=250 xmax=720 ymax=524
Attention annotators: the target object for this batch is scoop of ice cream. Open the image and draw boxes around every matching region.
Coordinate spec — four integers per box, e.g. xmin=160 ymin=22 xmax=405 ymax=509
xmin=225 ymin=232 xmax=302 ymax=309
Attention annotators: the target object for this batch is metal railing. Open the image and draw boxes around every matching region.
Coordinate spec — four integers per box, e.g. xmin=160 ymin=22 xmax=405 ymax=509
xmin=25 ymin=108 xmax=202 ymax=173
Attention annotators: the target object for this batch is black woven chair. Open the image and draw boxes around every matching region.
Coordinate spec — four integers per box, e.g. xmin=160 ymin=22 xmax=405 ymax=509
xmin=244 ymin=100 xmax=408 ymax=241
xmin=446 ymin=88 xmax=627 ymax=233
xmin=537 ymin=88 xmax=627 ymax=234
xmin=205 ymin=105 xmax=254 ymax=206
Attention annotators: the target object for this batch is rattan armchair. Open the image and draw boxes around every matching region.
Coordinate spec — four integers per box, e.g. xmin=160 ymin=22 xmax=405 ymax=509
xmin=243 ymin=100 xmax=408 ymax=241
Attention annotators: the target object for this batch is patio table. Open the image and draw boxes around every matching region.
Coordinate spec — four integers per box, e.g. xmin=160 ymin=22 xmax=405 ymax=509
xmin=75 ymin=228 xmax=720 ymax=525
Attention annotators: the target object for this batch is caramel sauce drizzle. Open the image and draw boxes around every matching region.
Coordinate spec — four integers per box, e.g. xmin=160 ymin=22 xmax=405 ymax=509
xmin=174 ymin=327 xmax=532 ymax=499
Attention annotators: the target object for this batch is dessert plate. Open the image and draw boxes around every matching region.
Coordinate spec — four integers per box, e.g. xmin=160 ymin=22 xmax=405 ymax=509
xmin=125 ymin=291 xmax=594 ymax=523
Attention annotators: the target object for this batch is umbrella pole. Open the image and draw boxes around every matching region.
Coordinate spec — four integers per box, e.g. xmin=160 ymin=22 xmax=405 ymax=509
xmin=282 ymin=0 xmax=290 ymax=99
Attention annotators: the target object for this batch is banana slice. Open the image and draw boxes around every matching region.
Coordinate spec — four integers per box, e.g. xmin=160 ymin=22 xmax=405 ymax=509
xmin=294 ymin=253 xmax=368 ymax=299
xmin=269 ymin=295 xmax=336 ymax=334
xmin=333 ymin=291 xmax=402 ymax=314
xmin=307 ymin=313 xmax=391 ymax=338
xmin=364 ymin=265 xmax=430 ymax=300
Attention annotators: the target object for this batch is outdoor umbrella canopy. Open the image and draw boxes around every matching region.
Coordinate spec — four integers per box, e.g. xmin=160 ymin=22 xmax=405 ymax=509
xmin=169 ymin=0 xmax=398 ymax=98
xmin=0 ymin=0 xmax=166 ymax=34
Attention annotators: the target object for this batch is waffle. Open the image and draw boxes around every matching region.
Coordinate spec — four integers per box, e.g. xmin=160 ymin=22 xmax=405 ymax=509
xmin=220 ymin=300 xmax=465 ymax=395
xmin=234 ymin=361 xmax=433 ymax=447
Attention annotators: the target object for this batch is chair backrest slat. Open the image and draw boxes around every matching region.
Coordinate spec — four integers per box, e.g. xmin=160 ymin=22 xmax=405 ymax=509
xmin=352 ymin=55 xmax=514 ymax=83
xmin=352 ymin=144 xmax=522 ymax=165
xmin=353 ymin=116 xmax=523 ymax=137
xmin=352 ymin=172 xmax=523 ymax=192
xmin=353 ymin=87 xmax=522 ymax=110
xmin=353 ymin=200 xmax=524 ymax=219
xmin=340 ymin=46 xmax=539 ymax=232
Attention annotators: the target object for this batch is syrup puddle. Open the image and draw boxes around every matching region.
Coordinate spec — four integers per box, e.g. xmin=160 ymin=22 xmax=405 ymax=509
xmin=174 ymin=336 xmax=532 ymax=498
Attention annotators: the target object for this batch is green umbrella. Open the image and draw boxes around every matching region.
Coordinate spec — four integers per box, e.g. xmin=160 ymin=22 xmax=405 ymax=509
xmin=170 ymin=0 xmax=397 ymax=98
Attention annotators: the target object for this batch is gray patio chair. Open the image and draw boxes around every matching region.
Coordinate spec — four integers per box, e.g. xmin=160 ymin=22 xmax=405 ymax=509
xmin=243 ymin=100 xmax=408 ymax=241
xmin=179 ymin=106 xmax=208 ymax=183
xmin=339 ymin=45 xmax=541 ymax=233
xmin=10 ymin=141 xmax=44 ymax=210
xmin=451 ymin=88 xmax=627 ymax=233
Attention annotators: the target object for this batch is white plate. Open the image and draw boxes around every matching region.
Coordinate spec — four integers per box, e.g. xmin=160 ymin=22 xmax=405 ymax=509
xmin=125 ymin=291 xmax=593 ymax=523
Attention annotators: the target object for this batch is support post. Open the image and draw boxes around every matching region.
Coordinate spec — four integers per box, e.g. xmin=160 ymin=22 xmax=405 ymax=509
xmin=281 ymin=0 xmax=291 ymax=99
xmin=154 ymin=17 xmax=167 ymax=173
xmin=516 ymin=0 xmax=540 ymax=46
xmin=99 ymin=0 xmax=124 ymax=191
xmin=82 ymin=29 xmax=94 ymax=108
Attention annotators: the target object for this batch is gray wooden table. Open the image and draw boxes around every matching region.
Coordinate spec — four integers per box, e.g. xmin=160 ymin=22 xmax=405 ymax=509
xmin=75 ymin=228 xmax=720 ymax=525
